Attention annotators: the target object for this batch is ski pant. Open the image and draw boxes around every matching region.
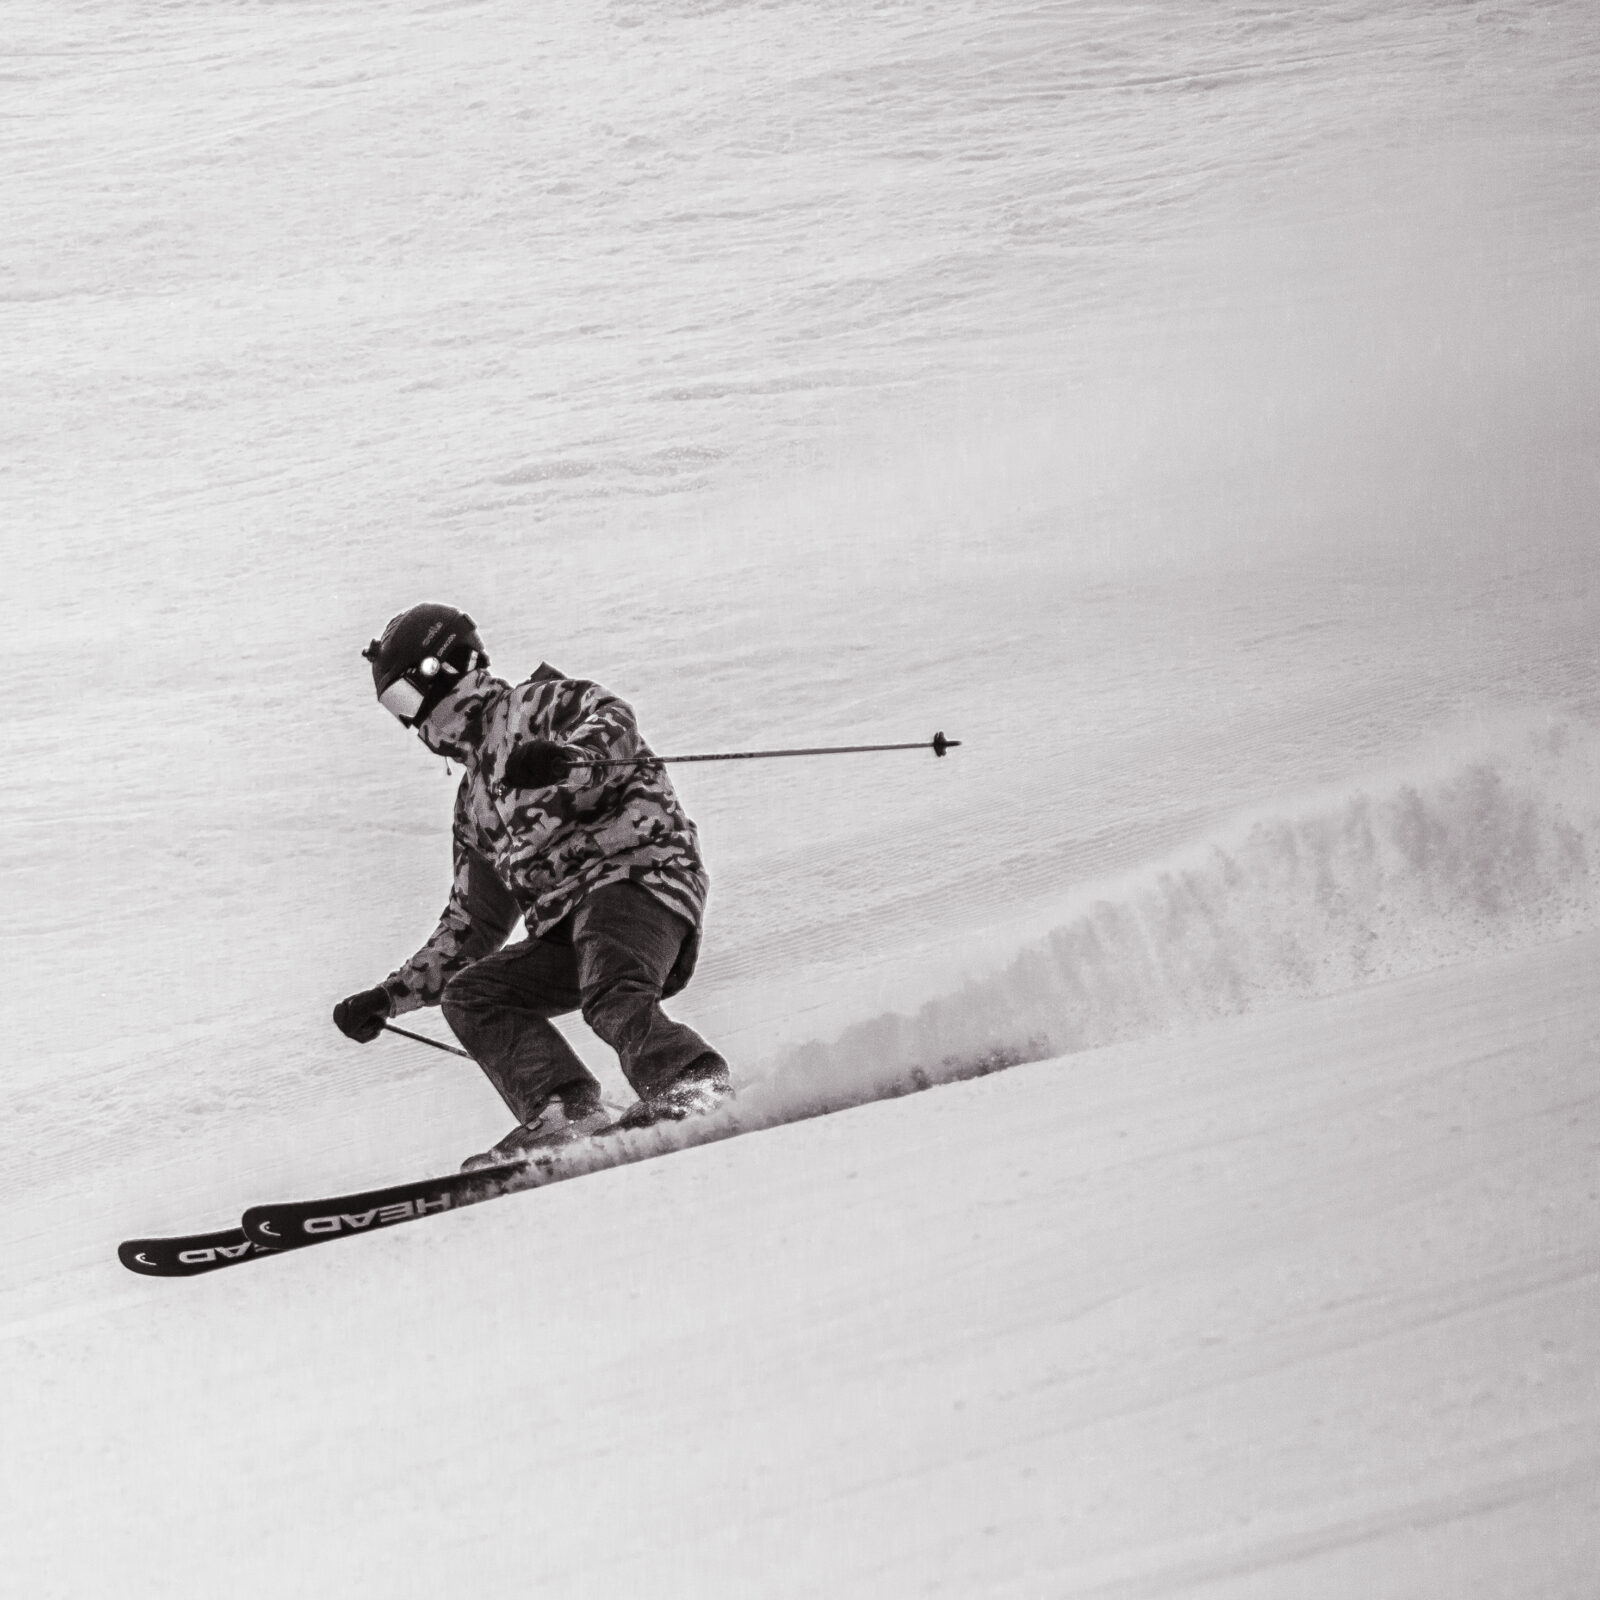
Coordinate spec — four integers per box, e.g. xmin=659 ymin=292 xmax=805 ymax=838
xmin=440 ymin=879 xmax=724 ymax=1122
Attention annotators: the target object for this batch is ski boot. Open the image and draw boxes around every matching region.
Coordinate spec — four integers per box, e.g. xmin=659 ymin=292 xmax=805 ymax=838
xmin=461 ymin=1085 xmax=613 ymax=1172
xmin=608 ymin=1057 xmax=733 ymax=1133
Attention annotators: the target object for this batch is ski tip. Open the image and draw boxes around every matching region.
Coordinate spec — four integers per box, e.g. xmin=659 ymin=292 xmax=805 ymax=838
xmin=117 ymin=1230 xmax=271 ymax=1277
xmin=118 ymin=1240 xmax=167 ymax=1275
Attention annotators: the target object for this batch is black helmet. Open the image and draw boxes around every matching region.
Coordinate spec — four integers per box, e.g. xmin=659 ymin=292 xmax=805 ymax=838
xmin=363 ymin=603 xmax=488 ymax=727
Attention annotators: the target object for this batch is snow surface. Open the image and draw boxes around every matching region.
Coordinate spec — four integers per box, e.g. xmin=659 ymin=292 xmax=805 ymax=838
xmin=7 ymin=934 xmax=1598 ymax=1596
xmin=3 ymin=0 xmax=1599 ymax=1594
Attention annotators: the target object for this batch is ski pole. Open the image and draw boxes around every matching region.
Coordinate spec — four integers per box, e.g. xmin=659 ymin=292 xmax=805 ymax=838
xmin=381 ymin=1020 xmax=473 ymax=1060
xmin=587 ymin=731 xmax=961 ymax=767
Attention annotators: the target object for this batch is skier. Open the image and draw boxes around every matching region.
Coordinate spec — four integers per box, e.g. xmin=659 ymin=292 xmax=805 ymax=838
xmin=332 ymin=603 xmax=731 ymax=1168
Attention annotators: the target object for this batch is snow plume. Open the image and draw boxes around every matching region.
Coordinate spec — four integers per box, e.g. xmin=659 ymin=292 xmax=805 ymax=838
xmin=760 ymin=712 xmax=1600 ymax=1113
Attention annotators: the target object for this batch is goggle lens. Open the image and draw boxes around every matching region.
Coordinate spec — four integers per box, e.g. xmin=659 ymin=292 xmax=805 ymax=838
xmin=377 ymin=676 xmax=427 ymax=724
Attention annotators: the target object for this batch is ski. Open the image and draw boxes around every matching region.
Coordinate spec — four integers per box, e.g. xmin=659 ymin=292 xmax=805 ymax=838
xmin=240 ymin=1110 xmax=746 ymax=1256
xmin=118 ymin=1226 xmax=278 ymax=1277
xmin=241 ymin=1160 xmax=530 ymax=1252
xmin=122 ymin=1106 xmax=745 ymax=1275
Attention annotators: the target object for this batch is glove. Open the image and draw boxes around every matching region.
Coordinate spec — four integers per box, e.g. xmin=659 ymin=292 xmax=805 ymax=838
xmin=333 ymin=986 xmax=391 ymax=1043
xmin=502 ymin=739 xmax=575 ymax=790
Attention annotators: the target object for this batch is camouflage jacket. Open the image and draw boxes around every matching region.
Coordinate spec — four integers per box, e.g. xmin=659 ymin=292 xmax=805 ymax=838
xmin=381 ymin=665 xmax=708 ymax=1015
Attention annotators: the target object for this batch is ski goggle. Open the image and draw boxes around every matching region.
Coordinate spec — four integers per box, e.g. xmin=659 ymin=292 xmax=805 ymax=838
xmin=376 ymin=656 xmax=451 ymax=726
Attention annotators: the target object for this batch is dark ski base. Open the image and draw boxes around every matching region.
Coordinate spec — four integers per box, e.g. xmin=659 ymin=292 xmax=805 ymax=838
xmin=118 ymin=1227 xmax=278 ymax=1277
xmin=241 ymin=1161 xmax=529 ymax=1252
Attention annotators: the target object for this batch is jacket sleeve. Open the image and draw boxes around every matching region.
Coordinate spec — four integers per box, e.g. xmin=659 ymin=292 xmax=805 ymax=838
xmin=380 ymin=836 xmax=521 ymax=1015
xmin=556 ymin=682 xmax=644 ymax=780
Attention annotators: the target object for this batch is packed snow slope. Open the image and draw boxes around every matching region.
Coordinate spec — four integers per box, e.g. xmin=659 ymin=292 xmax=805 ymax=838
xmin=4 ymin=0 xmax=1597 ymax=1258
xmin=6 ymin=932 xmax=1597 ymax=1598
